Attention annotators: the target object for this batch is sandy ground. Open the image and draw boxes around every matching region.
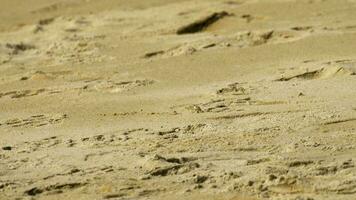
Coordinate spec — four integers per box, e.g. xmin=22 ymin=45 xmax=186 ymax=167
xmin=1 ymin=0 xmax=356 ymax=199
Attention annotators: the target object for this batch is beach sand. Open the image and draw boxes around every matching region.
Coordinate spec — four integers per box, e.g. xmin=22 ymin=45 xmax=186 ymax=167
xmin=1 ymin=0 xmax=356 ymax=199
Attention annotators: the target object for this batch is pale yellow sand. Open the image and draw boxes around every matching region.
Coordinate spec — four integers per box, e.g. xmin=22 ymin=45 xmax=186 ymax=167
xmin=1 ymin=0 xmax=356 ymax=199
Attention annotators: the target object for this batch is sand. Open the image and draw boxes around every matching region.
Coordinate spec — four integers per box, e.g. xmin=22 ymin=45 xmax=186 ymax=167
xmin=1 ymin=0 xmax=356 ymax=199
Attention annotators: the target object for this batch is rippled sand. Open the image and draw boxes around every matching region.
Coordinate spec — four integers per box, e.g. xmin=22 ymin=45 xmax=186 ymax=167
xmin=1 ymin=0 xmax=356 ymax=199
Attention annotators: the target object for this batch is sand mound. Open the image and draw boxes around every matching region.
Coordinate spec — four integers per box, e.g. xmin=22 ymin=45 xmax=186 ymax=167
xmin=277 ymin=65 xmax=356 ymax=81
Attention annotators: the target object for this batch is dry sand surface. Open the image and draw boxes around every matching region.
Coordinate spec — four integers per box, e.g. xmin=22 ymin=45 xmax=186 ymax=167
xmin=1 ymin=0 xmax=356 ymax=199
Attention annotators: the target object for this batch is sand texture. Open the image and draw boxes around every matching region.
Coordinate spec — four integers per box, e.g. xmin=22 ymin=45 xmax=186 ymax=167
xmin=1 ymin=0 xmax=356 ymax=199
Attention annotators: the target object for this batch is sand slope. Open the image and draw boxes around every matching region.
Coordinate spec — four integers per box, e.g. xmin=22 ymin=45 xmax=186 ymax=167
xmin=1 ymin=0 xmax=356 ymax=199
